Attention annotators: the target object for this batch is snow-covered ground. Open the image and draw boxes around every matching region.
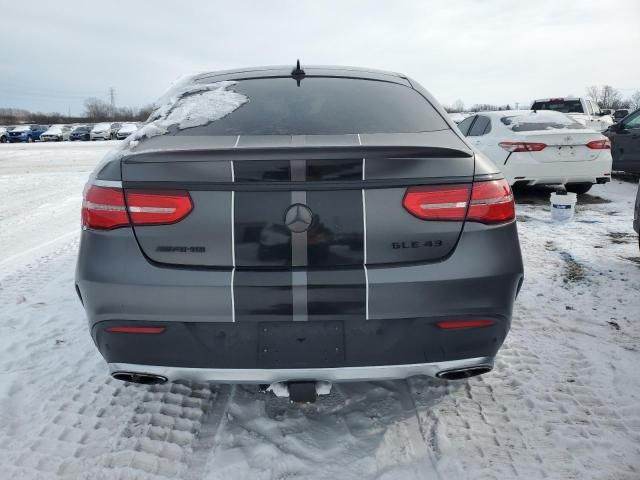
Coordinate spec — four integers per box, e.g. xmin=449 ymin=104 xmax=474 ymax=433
xmin=0 ymin=142 xmax=638 ymax=479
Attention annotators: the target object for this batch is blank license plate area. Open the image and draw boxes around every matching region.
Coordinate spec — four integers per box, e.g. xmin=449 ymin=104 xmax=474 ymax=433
xmin=258 ymin=321 xmax=344 ymax=368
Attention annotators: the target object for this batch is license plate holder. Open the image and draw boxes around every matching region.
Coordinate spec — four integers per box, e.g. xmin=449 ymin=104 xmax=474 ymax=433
xmin=258 ymin=321 xmax=344 ymax=368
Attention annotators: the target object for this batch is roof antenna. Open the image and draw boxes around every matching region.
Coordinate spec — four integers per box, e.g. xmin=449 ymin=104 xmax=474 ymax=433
xmin=291 ymin=59 xmax=305 ymax=86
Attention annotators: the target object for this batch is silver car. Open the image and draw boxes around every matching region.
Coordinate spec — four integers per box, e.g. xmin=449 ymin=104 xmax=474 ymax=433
xmin=75 ymin=65 xmax=524 ymax=401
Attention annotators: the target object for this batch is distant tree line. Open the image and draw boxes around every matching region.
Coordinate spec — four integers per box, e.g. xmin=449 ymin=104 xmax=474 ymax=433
xmin=444 ymin=100 xmax=512 ymax=113
xmin=0 ymin=98 xmax=153 ymax=125
xmin=444 ymin=86 xmax=640 ymax=113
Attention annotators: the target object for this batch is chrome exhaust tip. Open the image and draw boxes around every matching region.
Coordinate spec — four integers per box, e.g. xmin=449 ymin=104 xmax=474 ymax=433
xmin=112 ymin=371 xmax=168 ymax=385
xmin=436 ymin=364 xmax=493 ymax=380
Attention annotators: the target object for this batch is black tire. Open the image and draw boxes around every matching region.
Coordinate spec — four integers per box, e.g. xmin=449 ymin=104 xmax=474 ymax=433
xmin=0 ymin=136 xmax=7 ymax=143
xmin=565 ymin=183 xmax=593 ymax=195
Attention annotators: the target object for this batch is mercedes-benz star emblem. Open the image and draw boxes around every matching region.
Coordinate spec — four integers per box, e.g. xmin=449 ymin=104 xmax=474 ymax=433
xmin=284 ymin=203 xmax=313 ymax=233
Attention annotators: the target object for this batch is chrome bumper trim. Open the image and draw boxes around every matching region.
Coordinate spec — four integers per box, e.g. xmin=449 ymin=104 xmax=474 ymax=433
xmin=108 ymin=356 xmax=494 ymax=384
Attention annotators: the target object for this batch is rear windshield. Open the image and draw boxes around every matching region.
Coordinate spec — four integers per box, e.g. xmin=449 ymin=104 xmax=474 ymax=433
xmin=531 ymin=99 xmax=583 ymax=114
xmin=169 ymin=77 xmax=447 ymax=136
xmin=501 ymin=112 xmax=586 ymax=132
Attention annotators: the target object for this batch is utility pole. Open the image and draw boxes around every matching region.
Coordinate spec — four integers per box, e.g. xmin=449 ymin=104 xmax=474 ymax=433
xmin=109 ymin=87 xmax=116 ymax=118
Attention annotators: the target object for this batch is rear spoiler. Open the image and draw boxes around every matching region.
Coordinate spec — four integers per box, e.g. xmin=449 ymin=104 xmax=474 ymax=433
xmin=123 ymin=145 xmax=472 ymax=164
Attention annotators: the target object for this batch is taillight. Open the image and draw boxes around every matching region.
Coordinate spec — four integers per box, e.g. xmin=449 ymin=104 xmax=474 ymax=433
xmin=467 ymin=179 xmax=515 ymax=224
xmin=498 ymin=142 xmax=546 ymax=152
xmin=403 ymin=179 xmax=514 ymax=225
xmin=586 ymin=139 xmax=610 ymax=149
xmin=125 ymin=190 xmax=193 ymax=226
xmin=402 ymin=184 xmax=471 ymax=221
xmin=82 ymin=185 xmax=129 ymax=230
xmin=82 ymin=183 xmax=192 ymax=230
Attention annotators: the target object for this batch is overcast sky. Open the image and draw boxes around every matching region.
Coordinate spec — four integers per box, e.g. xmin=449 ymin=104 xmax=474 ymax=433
xmin=1 ymin=0 xmax=638 ymax=115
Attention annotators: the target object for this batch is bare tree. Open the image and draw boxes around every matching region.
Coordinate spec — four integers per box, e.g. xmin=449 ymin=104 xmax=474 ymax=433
xmin=600 ymin=85 xmax=622 ymax=109
xmin=628 ymin=91 xmax=640 ymax=111
xmin=586 ymin=85 xmax=601 ymax=104
xmin=452 ymin=99 xmax=465 ymax=113
xmin=84 ymin=97 xmax=111 ymax=121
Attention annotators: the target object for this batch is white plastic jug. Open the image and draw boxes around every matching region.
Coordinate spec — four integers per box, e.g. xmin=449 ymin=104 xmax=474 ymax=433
xmin=550 ymin=191 xmax=577 ymax=222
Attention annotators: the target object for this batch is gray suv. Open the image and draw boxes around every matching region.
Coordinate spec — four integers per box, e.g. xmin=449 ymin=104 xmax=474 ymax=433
xmin=75 ymin=65 xmax=524 ymax=399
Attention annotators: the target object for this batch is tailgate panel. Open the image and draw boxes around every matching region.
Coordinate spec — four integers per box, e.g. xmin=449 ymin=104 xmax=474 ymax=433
xmin=121 ymin=136 xmax=475 ymax=268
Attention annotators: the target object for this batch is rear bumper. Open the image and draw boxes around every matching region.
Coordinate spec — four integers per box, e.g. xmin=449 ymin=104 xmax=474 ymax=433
xmin=109 ymin=356 xmax=495 ymax=384
xmin=77 ymin=221 xmax=523 ymax=378
xmin=506 ymin=155 xmax=612 ymax=185
xmin=93 ymin=317 xmax=507 ymax=375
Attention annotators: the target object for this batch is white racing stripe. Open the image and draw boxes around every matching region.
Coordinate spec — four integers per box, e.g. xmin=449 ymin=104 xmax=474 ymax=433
xmin=359 ymin=134 xmax=370 ymax=320
xmin=230 ymin=156 xmax=236 ymax=323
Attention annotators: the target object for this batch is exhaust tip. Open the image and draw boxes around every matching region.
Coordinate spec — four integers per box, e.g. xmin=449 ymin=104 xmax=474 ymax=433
xmin=112 ymin=371 xmax=168 ymax=385
xmin=436 ymin=365 xmax=493 ymax=380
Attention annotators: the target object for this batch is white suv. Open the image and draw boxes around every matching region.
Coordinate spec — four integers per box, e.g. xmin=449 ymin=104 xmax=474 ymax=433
xmin=531 ymin=97 xmax=614 ymax=132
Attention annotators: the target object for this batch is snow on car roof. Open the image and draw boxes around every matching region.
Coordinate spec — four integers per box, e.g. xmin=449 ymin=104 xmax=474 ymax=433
xmin=500 ymin=110 xmax=587 ymax=132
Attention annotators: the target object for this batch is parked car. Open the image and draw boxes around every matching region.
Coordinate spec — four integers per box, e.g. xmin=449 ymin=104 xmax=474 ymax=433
xmin=69 ymin=125 xmax=94 ymax=141
xmin=0 ymin=126 xmax=11 ymax=143
xmin=613 ymin=109 xmax=630 ymax=123
xmin=90 ymin=123 xmax=113 ymax=140
xmin=76 ymin=65 xmax=524 ymax=401
xmin=41 ymin=125 xmax=72 ymax=142
xmin=8 ymin=124 xmax=47 ymax=143
xmin=531 ymin=97 xmax=614 ymax=132
xmin=605 ymin=108 xmax=640 ymax=174
xmin=109 ymin=122 xmax=122 ymax=140
xmin=458 ymin=110 xmax=612 ymax=194
xmin=115 ymin=123 xmax=138 ymax=139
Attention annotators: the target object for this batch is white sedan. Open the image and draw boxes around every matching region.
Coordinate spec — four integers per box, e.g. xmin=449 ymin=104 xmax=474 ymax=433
xmin=41 ymin=125 xmax=72 ymax=142
xmin=457 ymin=110 xmax=612 ymax=194
xmin=115 ymin=123 xmax=138 ymax=140
xmin=90 ymin=123 xmax=113 ymax=141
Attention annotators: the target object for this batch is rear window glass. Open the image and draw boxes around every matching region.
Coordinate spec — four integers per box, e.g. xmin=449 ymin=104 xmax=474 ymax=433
xmin=169 ymin=77 xmax=448 ymax=136
xmin=531 ymin=99 xmax=583 ymax=114
xmin=501 ymin=112 xmax=586 ymax=132
xmin=468 ymin=116 xmax=491 ymax=136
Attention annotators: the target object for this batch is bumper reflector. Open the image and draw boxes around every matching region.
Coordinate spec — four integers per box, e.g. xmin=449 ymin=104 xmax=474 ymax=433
xmin=436 ymin=320 xmax=496 ymax=329
xmin=105 ymin=326 xmax=166 ymax=334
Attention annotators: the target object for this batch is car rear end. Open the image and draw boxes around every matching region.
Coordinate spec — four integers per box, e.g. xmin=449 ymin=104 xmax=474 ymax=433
xmin=497 ymin=111 xmax=612 ymax=186
xmin=91 ymin=123 xmax=111 ymax=140
xmin=76 ymin=68 xmax=524 ymax=385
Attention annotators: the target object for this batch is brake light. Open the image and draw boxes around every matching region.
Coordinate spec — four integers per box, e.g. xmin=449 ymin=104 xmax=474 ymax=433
xmin=82 ymin=185 xmax=129 ymax=230
xmin=586 ymin=139 xmax=610 ymax=149
xmin=437 ymin=320 xmax=496 ymax=329
xmin=105 ymin=326 xmax=166 ymax=334
xmin=126 ymin=190 xmax=193 ymax=226
xmin=402 ymin=184 xmax=471 ymax=221
xmin=82 ymin=184 xmax=192 ymax=230
xmin=403 ymin=179 xmax=514 ymax=224
xmin=467 ymin=179 xmax=515 ymax=224
xmin=498 ymin=142 xmax=546 ymax=152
